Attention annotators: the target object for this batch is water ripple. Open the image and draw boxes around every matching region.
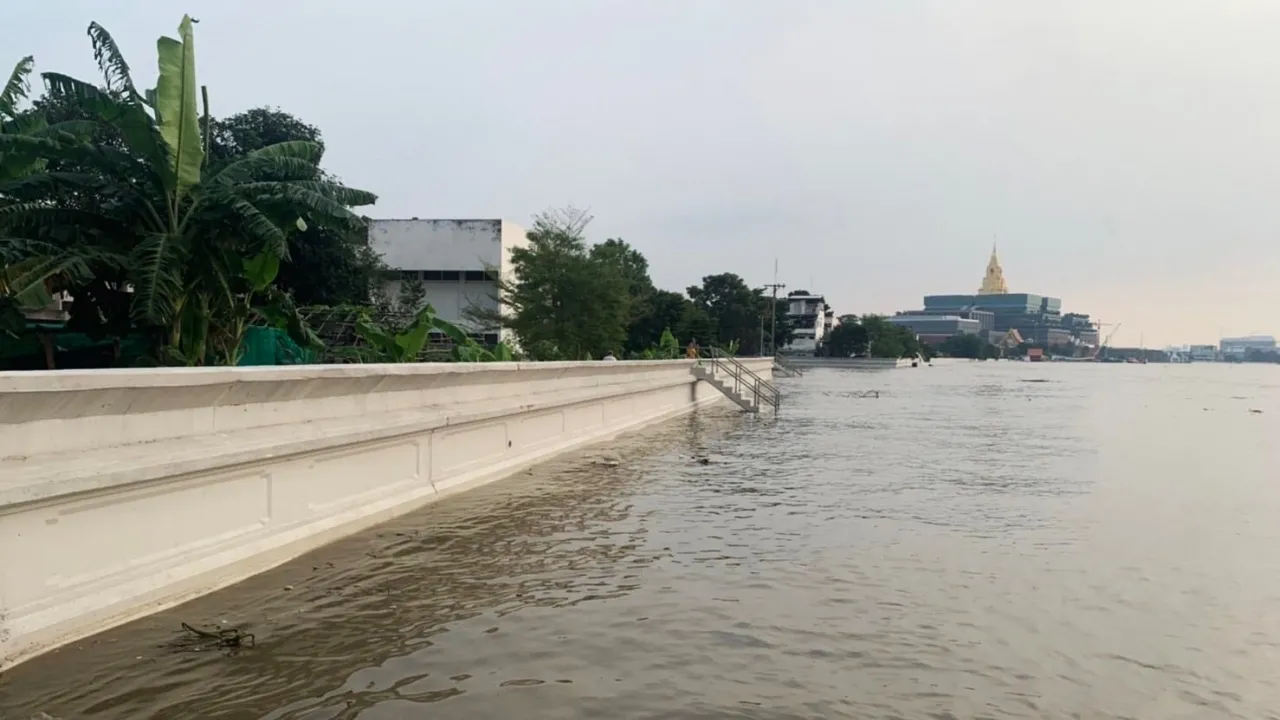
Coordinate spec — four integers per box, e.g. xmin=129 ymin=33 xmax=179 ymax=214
xmin=2 ymin=362 xmax=1280 ymax=719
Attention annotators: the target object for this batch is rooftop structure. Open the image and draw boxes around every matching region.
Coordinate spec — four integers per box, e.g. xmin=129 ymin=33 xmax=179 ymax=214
xmin=368 ymin=218 xmax=529 ymax=342
xmin=978 ymin=245 xmax=1008 ymax=295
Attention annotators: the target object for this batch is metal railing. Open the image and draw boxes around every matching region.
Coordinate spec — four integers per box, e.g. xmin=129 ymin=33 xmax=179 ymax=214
xmin=772 ymin=356 xmax=804 ymax=377
xmin=704 ymin=347 xmax=781 ymax=412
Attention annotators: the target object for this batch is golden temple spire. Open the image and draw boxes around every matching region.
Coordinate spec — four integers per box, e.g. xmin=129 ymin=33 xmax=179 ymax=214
xmin=978 ymin=243 xmax=1008 ymax=295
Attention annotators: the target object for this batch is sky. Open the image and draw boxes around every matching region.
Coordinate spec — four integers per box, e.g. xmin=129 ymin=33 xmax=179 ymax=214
xmin=5 ymin=0 xmax=1279 ymax=347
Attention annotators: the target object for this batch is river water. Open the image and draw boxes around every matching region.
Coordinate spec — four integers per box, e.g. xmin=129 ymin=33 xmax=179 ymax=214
xmin=3 ymin=362 xmax=1280 ymax=719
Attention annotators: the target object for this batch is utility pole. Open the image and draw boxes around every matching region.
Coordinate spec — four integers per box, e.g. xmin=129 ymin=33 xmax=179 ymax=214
xmin=762 ymin=259 xmax=786 ymax=356
xmin=762 ymin=281 xmax=786 ymax=356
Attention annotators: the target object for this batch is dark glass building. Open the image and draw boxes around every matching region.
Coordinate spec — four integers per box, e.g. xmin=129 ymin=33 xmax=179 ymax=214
xmin=922 ymin=293 xmax=1070 ymax=346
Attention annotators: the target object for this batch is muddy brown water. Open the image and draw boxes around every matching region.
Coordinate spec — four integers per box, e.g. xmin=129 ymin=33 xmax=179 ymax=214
xmin=2 ymin=362 xmax=1279 ymax=719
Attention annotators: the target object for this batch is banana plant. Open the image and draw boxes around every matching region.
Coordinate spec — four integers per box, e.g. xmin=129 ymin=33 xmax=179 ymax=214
xmin=346 ymin=304 xmax=517 ymax=363
xmin=0 ymin=17 xmax=374 ymax=364
xmin=352 ymin=306 xmax=441 ymax=363
xmin=452 ymin=339 xmax=515 ymax=362
xmin=431 ymin=312 xmax=515 ymax=362
xmin=0 ymin=55 xmax=92 ymax=181
xmin=657 ymin=327 xmax=680 ymax=358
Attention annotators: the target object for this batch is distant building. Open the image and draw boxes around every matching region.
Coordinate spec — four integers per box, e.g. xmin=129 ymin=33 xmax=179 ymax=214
xmin=781 ymin=291 xmax=828 ymax=353
xmin=899 ymin=307 xmax=995 ymax=332
xmin=1064 ymin=313 xmax=1100 ymax=346
xmin=922 ymin=293 xmax=1071 ymax=346
xmin=888 ymin=314 xmax=982 ymax=345
xmin=896 ymin=247 xmax=1095 ymax=349
xmin=369 ymin=218 xmax=529 ymax=343
xmin=1220 ymin=336 xmax=1276 ymax=359
xmin=1188 ymin=344 xmax=1218 ymax=361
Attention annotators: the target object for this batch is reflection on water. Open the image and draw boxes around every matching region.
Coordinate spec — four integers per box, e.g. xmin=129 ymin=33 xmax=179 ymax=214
xmin=3 ymin=362 xmax=1280 ymax=719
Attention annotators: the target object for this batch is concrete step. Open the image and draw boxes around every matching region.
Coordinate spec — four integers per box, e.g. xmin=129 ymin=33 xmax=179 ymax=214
xmin=692 ymin=367 xmax=758 ymax=413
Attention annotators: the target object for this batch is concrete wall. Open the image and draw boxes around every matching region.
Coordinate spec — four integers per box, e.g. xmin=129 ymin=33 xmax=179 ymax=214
xmin=782 ymin=357 xmax=914 ymax=369
xmin=0 ymin=359 xmax=771 ymax=669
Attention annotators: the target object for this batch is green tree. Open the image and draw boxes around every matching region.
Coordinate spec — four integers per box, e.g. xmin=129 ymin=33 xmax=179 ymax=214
xmin=825 ymin=315 xmax=869 ymax=357
xmin=499 ymin=207 xmax=629 ymax=360
xmin=589 ymin=237 xmax=655 ymax=353
xmin=676 ymin=300 xmax=714 ymax=347
xmin=859 ymin=315 xmax=920 ymax=358
xmin=395 ymin=274 xmax=427 ymax=312
xmin=631 ymin=288 xmax=688 ymax=350
xmin=0 ymin=17 xmax=376 ymax=364
xmin=939 ymin=332 xmax=984 ymax=358
xmin=687 ymin=272 xmax=760 ymax=353
xmin=208 ymin=108 xmax=382 ymax=306
xmin=208 ymin=107 xmax=323 ymax=161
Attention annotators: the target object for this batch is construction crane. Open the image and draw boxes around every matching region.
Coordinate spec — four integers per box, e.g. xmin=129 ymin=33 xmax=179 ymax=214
xmin=1094 ymin=321 xmax=1121 ymax=359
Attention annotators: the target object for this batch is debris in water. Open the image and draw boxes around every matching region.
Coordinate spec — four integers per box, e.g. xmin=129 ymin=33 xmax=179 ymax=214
xmin=820 ymin=390 xmax=880 ymax=398
xmin=180 ymin=622 xmax=255 ymax=649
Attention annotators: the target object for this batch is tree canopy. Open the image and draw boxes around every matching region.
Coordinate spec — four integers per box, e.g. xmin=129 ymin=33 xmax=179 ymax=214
xmin=823 ymin=314 xmax=922 ymax=359
xmin=0 ymin=16 xmax=376 ymax=365
xmin=208 ymin=107 xmax=383 ymax=306
xmin=1 ymin=17 xmax=844 ymax=368
xmin=937 ymin=332 xmax=997 ymax=359
xmin=492 ymin=209 xmax=800 ymax=360
xmin=498 ymin=208 xmax=630 ymax=360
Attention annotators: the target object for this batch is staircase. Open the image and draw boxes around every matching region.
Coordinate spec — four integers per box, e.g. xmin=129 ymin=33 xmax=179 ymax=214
xmin=772 ymin=356 xmax=804 ymax=377
xmin=694 ymin=348 xmax=781 ymax=414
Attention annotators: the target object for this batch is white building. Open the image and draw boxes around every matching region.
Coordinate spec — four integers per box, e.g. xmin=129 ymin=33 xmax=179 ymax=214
xmin=369 ymin=219 xmax=528 ymax=342
xmin=1220 ymin=335 xmax=1276 ymax=359
xmin=1188 ymin=344 xmax=1218 ymax=361
xmin=781 ymin=293 xmax=828 ymax=354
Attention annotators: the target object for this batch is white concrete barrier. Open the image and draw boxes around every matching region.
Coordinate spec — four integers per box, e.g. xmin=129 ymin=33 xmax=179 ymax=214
xmin=781 ymin=357 xmax=915 ymax=369
xmin=0 ymin=358 xmax=772 ymax=669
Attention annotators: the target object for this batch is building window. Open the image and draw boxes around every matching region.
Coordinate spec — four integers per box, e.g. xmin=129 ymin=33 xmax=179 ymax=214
xmin=400 ymin=270 xmax=420 ymax=281
xmin=421 ymin=270 xmax=463 ymax=281
xmin=464 ymin=270 xmax=489 ymax=282
xmin=482 ymin=333 xmax=500 ymax=346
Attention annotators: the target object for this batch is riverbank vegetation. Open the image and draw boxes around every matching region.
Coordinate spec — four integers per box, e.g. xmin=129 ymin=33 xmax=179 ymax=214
xmin=1 ymin=16 xmax=791 ymax=369
xmin=821 ymin=314 xmax=927 ymax=359
xmin=487 ymin=207 xmax=794 ymax=361
xmin=0 ymin=17 xmax=384 ymax=367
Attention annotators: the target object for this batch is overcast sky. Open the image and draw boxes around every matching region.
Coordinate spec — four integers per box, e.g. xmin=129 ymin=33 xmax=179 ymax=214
xmin=6 ymin=0 xmax=1279 ymax=346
